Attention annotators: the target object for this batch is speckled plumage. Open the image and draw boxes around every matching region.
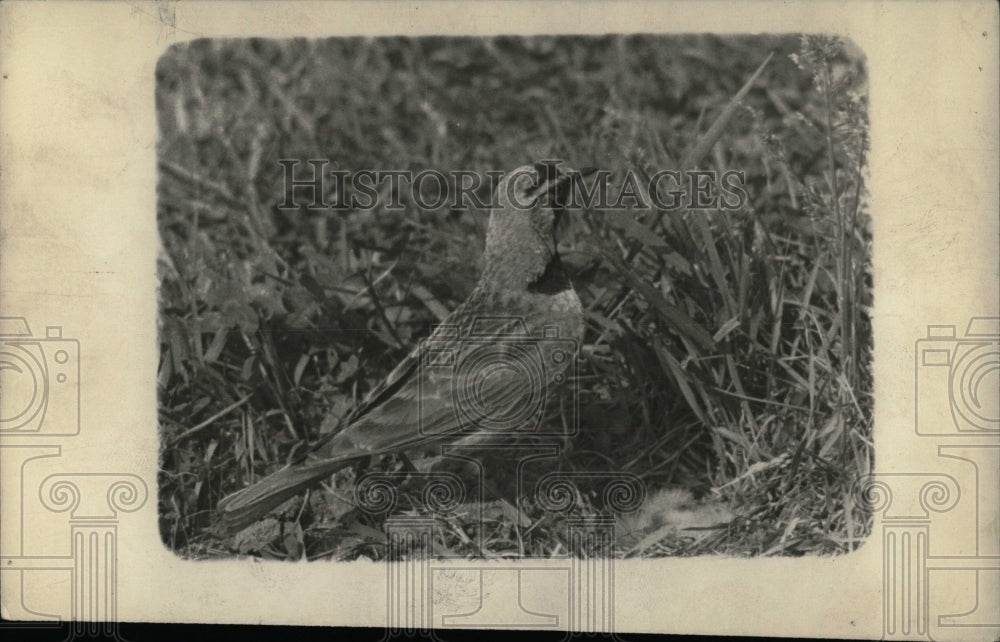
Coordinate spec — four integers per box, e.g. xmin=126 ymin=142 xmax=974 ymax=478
xmin=216 ymin=164 xmax=584 ymax=532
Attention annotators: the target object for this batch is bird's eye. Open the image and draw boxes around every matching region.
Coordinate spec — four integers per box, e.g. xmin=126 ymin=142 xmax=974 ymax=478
xmin=532 ymin=162 xmax=549 ymax=188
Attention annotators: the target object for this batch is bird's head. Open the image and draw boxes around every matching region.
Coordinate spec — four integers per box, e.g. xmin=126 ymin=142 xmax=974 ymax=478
xmin=482 ymin=162 xmax=586 ymax=289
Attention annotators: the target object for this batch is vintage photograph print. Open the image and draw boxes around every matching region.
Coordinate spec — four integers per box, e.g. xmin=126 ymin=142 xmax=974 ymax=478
xmin=156 ymin=34 xmax=872 ymax=562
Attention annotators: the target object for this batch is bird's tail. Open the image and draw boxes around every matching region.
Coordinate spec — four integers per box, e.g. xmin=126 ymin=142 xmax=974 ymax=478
xmin=215 ymin=457 xmax=355 ymax=534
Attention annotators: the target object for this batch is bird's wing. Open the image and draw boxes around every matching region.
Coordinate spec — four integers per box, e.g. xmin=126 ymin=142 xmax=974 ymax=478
xmin=216 ymin=328 xmax=535 ymax=533
xmin=315 ymin=310 xmax=537 ymax=457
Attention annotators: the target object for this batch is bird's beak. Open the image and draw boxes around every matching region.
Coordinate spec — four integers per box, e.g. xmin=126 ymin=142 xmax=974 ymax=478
xmin=545 ymin=168 xmax=598 ymax=248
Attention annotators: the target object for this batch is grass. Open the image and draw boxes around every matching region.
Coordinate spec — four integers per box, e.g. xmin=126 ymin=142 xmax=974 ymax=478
xmin=157 ymin=34 xmax=872 ymax=560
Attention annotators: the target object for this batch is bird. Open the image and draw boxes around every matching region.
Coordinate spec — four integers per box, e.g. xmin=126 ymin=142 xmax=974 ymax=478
xmin=216 ymin=162 xmax=589 ymax=533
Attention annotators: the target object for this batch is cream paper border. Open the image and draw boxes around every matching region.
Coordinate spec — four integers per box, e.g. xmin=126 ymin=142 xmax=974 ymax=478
xmin=1 ymin=0 xmax=997 ymax=637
